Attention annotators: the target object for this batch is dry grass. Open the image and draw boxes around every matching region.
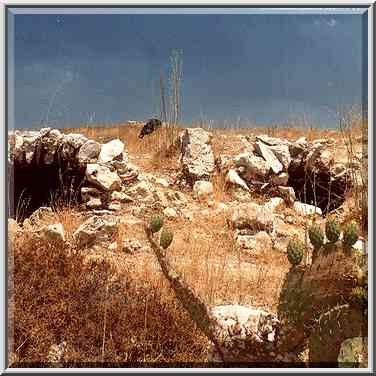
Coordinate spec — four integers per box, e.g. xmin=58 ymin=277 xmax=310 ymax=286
xmin=10 ymin=230 xmax=208 ymax=367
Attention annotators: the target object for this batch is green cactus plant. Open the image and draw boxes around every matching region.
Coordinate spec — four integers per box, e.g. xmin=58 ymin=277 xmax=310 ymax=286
xmin=343 ymin=223 xmax=359 ymax=249
xmin=160 ymin=228 xmax=174 ymax=249
xmin=150 ymin=215 xmax=164 ymax=234
xmin=325 ymin=219 xmax=341 ymax=243
xmin=308 ymin=223 xmax=324 ymax=250
xmin=287 ymin=239 xmax=305 ymax=266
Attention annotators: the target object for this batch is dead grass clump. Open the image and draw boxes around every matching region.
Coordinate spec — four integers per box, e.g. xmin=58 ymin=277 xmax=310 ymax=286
xmin=11 ymin=232 xmax=208 ymax=366
xmin=337 ymin=110 xmax=368 ymax=235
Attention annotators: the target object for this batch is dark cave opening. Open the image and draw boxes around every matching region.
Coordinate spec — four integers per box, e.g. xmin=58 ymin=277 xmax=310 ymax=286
xmin=287 ymin=164 xmax=350 ymax=215
xmin=9 ymin=158 xmax=86 ymax=222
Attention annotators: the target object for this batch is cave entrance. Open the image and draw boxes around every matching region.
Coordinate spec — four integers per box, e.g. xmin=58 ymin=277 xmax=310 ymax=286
xmin=9 ymin=159 xmax=86 ymax=222
xmin=287 ymin=164 xmax=350 ymax=215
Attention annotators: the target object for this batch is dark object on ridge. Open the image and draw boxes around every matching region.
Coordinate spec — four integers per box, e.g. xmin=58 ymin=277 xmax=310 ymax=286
xmin=139 ymin=118 xmax=162 ymax=139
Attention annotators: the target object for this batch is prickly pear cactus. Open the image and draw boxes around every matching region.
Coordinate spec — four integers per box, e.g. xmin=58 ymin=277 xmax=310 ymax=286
xmin=325 ymin=219 xmax=341 ymax=243
xmin=287 ymin=239 xmax=304 ymax=266
xmin=308 ymin=223 xmax=324 ymax=250
xmin=160 ymin=228 xmax=174 ymax=249
xmin=343 ymin=223 xmax=359 ymax=249
xmin=150 ymin=215 xmax=164 ymax=234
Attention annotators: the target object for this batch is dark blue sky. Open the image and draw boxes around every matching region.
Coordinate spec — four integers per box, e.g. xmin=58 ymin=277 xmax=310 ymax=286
xmin=9 ymin=9 xmax=367 ymax=129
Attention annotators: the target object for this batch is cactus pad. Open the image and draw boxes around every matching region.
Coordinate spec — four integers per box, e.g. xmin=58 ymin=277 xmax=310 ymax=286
xmin=160 ymin=228 xmax=174 ymax=249
xmin=343 ymin=223 xmax=359 ymax=248
xmin=308 ymin=223 xmax=324 ymax=250
xmin=150 ymin=216 xmax=164 ymax=234
xmin=287 ymin=239 xmax=304 ymax=266
xmin=325 ymin=219 xmax=341 ymax=243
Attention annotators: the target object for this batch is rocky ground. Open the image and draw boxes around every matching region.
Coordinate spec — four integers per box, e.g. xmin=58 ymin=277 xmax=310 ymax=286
xmin=7 ymin=123 xmax=367 ymax=366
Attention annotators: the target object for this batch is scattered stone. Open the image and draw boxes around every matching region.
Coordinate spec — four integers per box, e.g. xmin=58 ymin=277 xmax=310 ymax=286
xmin=86 ymin=164 xmax=122 ymax=192
xmin=236 ymin=231 xmax=272 ymax=253
xmin=266 ymin=144 xmax=291 ymax=171
xmin=256 ymin=134 xmax=289 ymax=147
xmin=152 ymin=190 xmax=170 ymax=208
xmin=235 ymin=153 xmax=270 ymax=180
xmin=208 ymin=304 xmax=280 ymax=362
xmin=353 ymin=239 xmax=366 ymax=254
xmin=73 ymin=214 xmax=119 ymax=249
xmin=39 ymin=223 xmax=66 ymax=242
xmin=81 ymin=187 xmax=101 ymax=202
xmin=272 ymin=172 xmax=289 ymax=186
xmin=23 ymin=207 xmax=55 ymax=229
xmin=254 ymin=141 xmax=283 ymax=174
xmin=110 ymin=191 xmax=133 ymax=203
xmin=264 ymin=197 xmax=284 ymax=213
xmin=289 ymin=137 xmax=308 ymax=157
xmin=122 ymin=239 xmax=143 ymax=254
xmin=293 ymin=202 xmax=322 ymax=216
xmin=64 ymin=133 xmax=88 ymax=149
xmin=226 ymin=169 xmax=250 ymax=191
xmin=77 ymin=140 xmax=101 ymax=164
xmin=193 ymin=180 xmax=214 ymax=201
xmin=155 ymin=178 xmax=169 ymax=188
xmin=108 ymin=202 xmax=122 ymax=211
xmin=164 ymin=207 xmax=178 ymax=219
xmin=86 ymin=197 xmax=102 ymax=209
xmin=98 ymin=139 xmax=125 ymax=164
xmin=126 ymin=180 xmax=153 ymax=198
xmin=229 ymin=203 xmax=274 ymax=233
xmin=180 ymin=128 xmax=215 ymax=181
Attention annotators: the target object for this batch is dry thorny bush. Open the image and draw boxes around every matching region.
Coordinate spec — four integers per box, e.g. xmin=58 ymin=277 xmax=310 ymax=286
xmin=10 ymin=232 xmax=208 ymax=367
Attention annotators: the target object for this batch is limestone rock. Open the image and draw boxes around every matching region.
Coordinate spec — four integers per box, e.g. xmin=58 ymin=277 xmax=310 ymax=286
xmin=77 ymin=140 xmax=101 ymax=164
xmin=39 ymin=223 xmax=66 ymax=242
xmin=155 ymin=178 xmax=169 ymax=188
xmin=81 ymin=187 xmax=101 ymax=202
xmin=229 ymin=203 xmax=274 ymax=233
xmin=180 ymin=128 xmax=215 ymax=181
xmin=86 ymin=197 xmax=102 ymax=209
xmin=73 ymin=214 xmax=119 ymax=248
xmin=193 ymin=180 xmax=214 ymax=201
xmin=293 ymin=202 xmax=322 ymax=216
xmin=236 ymin=231 xmax=272 ymax=253
xmin=40 ymin=128 xmax=63 ymax=164
xmin=235 ymin=153 xmax=270 ymax=180
xmin=108 ymin=202 xmax=121 ymax=211
xmin=267 ymin=144 xmax=291 ymax=171
xmin=255 ymin=134 xmax=289 ymax=147
xmin=164 ymin=207 xmax=178 ymax=219
xmin=64 ymin=133 xmax=88 ymax=149
xmin=208 ymin=304 xmax=280 ymax=362
xmin=263 ymin=197 xmax=284 ymax=213
xmin=126 ymin=180 xmax=153 ymax=198
xmin=85 ymin=164 xmax=121 ymax=192
xmin=98 ymin=139 xmax=125 ymax=164
xmin=122 ymin=239 xmax=143 ymax=254
xmin=23 ymin=207 xmax=55 ymax=229
xmin=110 ymin=191 xmax=133 ymax=203
xmin=254 ymin=141 xmax=283 ymax=174
xmin=272 ymin=172 xmax=289 ymax=186
xmin=226 ymin=169 xmax=250 ymax=191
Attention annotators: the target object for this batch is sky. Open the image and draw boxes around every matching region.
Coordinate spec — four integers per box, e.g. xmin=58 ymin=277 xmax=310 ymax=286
xmin=8 ymin=8 xmax=367 ymax=129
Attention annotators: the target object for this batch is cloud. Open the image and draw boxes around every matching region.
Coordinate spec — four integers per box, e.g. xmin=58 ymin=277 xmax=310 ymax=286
xmin=327 ymin=18 xmax=337 ymax=27
xmin=313 ymin=17 xmax=338 ymax=28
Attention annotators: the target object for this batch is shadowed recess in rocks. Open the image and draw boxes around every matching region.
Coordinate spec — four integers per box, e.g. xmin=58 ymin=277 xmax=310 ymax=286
xmin=10 ymin=159 xmax=86 ymax=220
